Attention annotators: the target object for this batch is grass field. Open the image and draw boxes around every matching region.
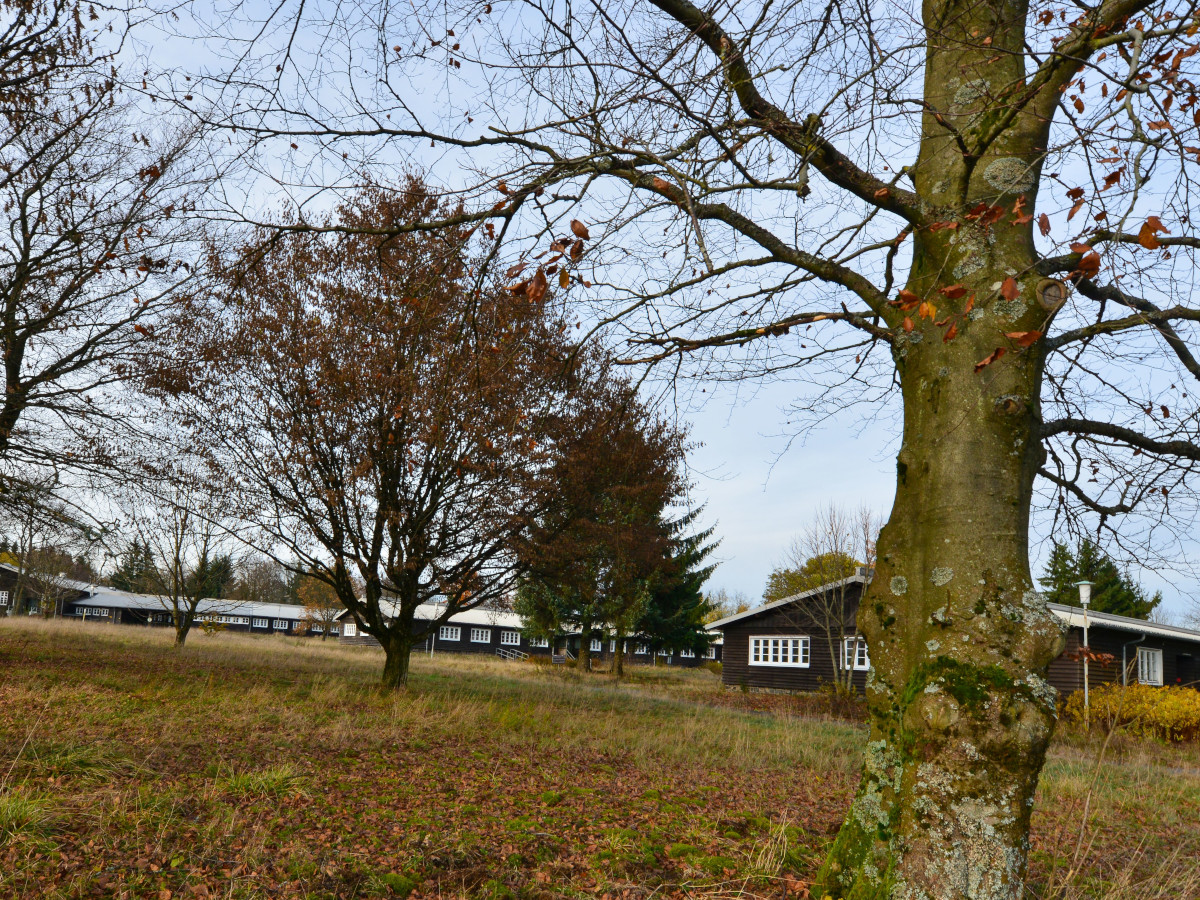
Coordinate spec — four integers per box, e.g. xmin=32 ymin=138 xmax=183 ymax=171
xmin=1 ymin=619 xmax=1198 ymax=899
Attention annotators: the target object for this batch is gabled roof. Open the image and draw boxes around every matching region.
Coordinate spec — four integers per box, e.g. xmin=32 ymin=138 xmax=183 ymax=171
xmin=705 ymin=574 xmax=870 ymax=630
xmin=335 ymin=600 xmax=524 ymax=629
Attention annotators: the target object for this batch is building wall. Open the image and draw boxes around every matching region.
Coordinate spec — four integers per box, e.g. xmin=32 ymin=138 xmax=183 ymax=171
xmin=1047 ymin=626 xmax=1200 ymax=693
xmin=719 ymin=583 xmax=869 ymax=693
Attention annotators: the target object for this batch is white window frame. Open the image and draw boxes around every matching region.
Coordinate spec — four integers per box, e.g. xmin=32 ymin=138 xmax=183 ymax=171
xmin=292 ymin=620 xmax=304 ymax=631
xmin=705 ymin=646 xmax=717 ymax=660
xmin=610 ymin=639 xmax=617 ymax=652
xmin=87 ymin=607 xmax=110 ymax=617
xmin=439 ymin=625 xmax=461 ymax=642
xmin=311 ymin=624 xmax=323 ymax=633
xmin=343 ymin=623 xmax=357 ymax=637
xmin=680 ymin=648 xmax=695 ymax=659
xmin=590 ymin=638 xmax=603 ymax=653
xmin=470 ymin=627 xmax=491 ymax=643
xmin=329 ymin=625 xmax=339 ymax=635
xmin=252 ymin=618 xmax=268 ymax=629
xmin=842 ymin=636 xmax=871 ymax=671
xmin=273 ymin=619 xmax=288 ymax=630
xmin=635 ymin=643 xmax=648 ymax=655
xmin=530 ymin=636 xmax=548 ymax=648
xmin=749 ymin=635 xmax=810 ymax=668
xmin=1138 ymin=647 xmax=1164 ymax=686
xmin=500 ymin=630 xmax=521 ymax=646
xmin=0 ymin=590 xmax=9 ymax=607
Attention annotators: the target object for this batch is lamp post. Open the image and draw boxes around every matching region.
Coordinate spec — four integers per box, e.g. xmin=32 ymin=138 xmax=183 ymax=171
xmin=1074 ymin=580 xmax=1094 ymax=727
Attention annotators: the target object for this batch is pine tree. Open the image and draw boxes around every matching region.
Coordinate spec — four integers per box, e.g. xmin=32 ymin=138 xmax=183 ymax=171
xmin=110 ymin=540 xmax=157 ymax=593
xmin=1038 ymin=539 xmax=1161 ymax=619
xmin=634 ymin=508 xmax=719 ymax=657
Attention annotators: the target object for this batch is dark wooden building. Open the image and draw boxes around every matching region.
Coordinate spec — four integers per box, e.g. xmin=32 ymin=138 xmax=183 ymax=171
xmin=336 ymin=602 xmax=722 ymax=667
xmin=710 ymin=573 xmax=1200 ymax=696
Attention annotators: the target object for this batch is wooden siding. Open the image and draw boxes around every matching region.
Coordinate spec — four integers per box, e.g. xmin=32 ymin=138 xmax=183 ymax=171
xmin=718 ymin=584 xmax=1200 ymax=696
xmin=720 ymin=582 xmax=870 ymax=693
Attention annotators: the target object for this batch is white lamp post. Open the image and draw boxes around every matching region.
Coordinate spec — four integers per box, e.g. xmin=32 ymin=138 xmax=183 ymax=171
xmin=1074 ymin=580 xmax=1094 ymax=727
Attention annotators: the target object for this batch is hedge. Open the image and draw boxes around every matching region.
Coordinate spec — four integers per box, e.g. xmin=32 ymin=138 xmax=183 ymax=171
xmin=1064 ymin=682 xmax=1200 ymax=742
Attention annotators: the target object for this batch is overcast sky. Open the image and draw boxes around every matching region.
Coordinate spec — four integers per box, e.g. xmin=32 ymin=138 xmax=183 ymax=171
xmin=682 ymin=378 xmax=1198 ymax=622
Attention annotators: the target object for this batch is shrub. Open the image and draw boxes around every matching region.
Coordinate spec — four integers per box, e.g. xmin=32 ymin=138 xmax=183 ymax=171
xmin=1064 ymin=682 xmax=1200 ymax=742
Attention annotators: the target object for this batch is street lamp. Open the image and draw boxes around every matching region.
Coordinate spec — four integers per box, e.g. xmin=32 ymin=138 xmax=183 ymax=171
xmin=1074 ymin=580 xmax=1094 ymax=727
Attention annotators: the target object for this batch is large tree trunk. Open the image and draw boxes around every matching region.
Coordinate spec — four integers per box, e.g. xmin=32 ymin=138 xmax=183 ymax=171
xmin=381 ymin=629 xmax=413 ymax=689
xmin=814 ymin=239 xmax=1067 ymax=895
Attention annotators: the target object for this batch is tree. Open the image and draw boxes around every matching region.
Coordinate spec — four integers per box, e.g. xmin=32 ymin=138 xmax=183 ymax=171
xmin=702 ymin=587 xmax=751 ymax=624
xmin=763 ymin=551 xmax=861 ymax=604
xmin=1038 ymin=539 xmax=1162 ymax=619
xmin=515 ymin=368 xmax=691 ymax=674
xmin=772 ymin=504 xmax=880 ymax=695
xmin=229 ymin=555 xmax=292 ymax=607
xmin=176 ymin=0 xmax=1200 ymax=891
xmin=632 ymin=508 xmax=719 ymax=661
xmin=298 ymin=574 xmax=341 ymax=640
xmin=109 ymin=540 xmax=158 ymax=594
xmin=150 ymin=177 xmax=577 ymax=688
xmin=0 ymin=0 xmax=199 ymax=496
xmin=121 ymin=481 xmax=235 ymax=647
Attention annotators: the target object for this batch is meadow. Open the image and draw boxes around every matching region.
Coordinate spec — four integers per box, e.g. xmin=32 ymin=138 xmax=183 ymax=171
xmin=0 ymin=619 xmax=1197 ymax=899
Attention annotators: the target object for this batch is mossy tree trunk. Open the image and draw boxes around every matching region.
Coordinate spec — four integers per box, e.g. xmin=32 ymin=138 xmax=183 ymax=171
xmin=813 ymin=3 xmax=1074 ymax=895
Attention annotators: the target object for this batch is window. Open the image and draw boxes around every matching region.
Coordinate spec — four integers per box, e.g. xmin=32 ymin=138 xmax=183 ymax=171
xmin=440 ymin=625 xmax=461 ymax=642
xmin=273 ymin=619 xmax=288 ymax=630
xmin=590 ymin=638 xmax=602 ymax=652
xmin=252 ymin=618 xmax=268 ymax=629
xmin=635 ymin=644 xmax=648 ymax=655
xmin=749 ymin=636 xmax=810 ymax=667
xmin=657 ymin=649 xmax=670 ymax=657
xmin=85 ymin=607 xmax=109 ymax=617
xmin=343 ymin=623 xmax=357 ymax=637
xmin=842 ymin=637 xmax=871 ymax=671
xmin=530 ymin=636 xmax=548 ymax=648
xmin=311 ymin=624 xmax=323 ymax=633
xmin=470 ymin=627 xmax=491 ymax=643
xmin=1138 ymin=647 xmax=1164 ymax=686
xmin=680 ymin=649 xmax=695 ymax=659
xmin=0 ymin=590 xmax=8 ymax=606
xmin=329 ymin=626 xmax=339 ymax=636
xmin=610 ymin=640 xmax=616 ymax=652
xmin=501 ymin=630 xmax=521 ymax=646
xmin=292 ymin=621 xmax=304 ymax=631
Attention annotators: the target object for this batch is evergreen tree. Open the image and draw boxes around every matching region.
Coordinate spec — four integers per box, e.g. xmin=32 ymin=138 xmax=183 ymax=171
xmin=634 ymin=509 xmax=719 ymax=657
xmin=110 ymin=540 xmax=157 ymax=593
xmin=1038 ymin=539 xmax=1162 ymax=619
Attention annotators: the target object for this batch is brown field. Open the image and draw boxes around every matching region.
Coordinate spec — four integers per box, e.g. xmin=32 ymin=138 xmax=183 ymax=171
xmin=0 ymin=618 xmax=1197 ymax=899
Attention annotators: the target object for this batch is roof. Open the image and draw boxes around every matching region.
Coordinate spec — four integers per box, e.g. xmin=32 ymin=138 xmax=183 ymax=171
xmin=69 ymin=586 xmax=312 ymax=621
xmin=705 ymin=574 xmax=870 ymax=630
xmin=336 ymin=600 xmax=524 ymax=630
xmin=1048 ymin=603 xmax=1200 ymax=646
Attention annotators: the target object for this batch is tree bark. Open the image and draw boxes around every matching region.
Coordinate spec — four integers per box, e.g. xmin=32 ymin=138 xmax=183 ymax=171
xmin=381 ymin=629 xmax=413 ymax=689
xmin=814 ymin=246 xmax=1067 ymax=896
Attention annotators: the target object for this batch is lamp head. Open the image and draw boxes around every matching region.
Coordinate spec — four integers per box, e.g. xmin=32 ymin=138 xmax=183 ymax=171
xmin=1073 ymin=580 xmax=1094 ymax=607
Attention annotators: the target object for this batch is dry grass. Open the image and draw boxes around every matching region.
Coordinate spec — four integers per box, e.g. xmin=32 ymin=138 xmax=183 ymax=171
xmin=0 ymin=618 xmax=1197 ymax=899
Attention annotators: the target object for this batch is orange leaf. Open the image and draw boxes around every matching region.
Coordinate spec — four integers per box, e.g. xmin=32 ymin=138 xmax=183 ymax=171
xmin=1068 ymin=198 xmax=1085 ymax=220
xmin=1038 ymin=213 xmax=1051 ymax=236
xmin=1138 ymin=223 xmax=1161 ymax=249
xmin=942 ymin=322 xmax=959 ymax=342
xmin=874 ymin=187 xmax=891 ymax=199
xmin=570 ymin=219 xmax=590 ymax=240
xmin=526 ymin=268 xmax=548 ymax=303
xmin=939 ymin=284 xmax=968 ymax=299
xmin=1005 ymin=330 xmax=1043 ymax=348
xmin=1000 ymin=277 xmax=1019 ymax=300
xmin=559 ymin=268 xmax=570 ymax=288
xmin=652 ymin=176 xmax=672 ymax=193
xmin=902 ymin=317 xmax=914 ymax=333
xmin=1076 ymin=251 xmax=1101 ymax=278
xmin=974 ymin=347 xmax=1006 ymax=372
xmin=918 ymin=300 xmax=937 ymax=320
xmin=570 ymin=239 xmax=584 ymax=261
xmin=929 ymin=221 xmax=959 ymax=232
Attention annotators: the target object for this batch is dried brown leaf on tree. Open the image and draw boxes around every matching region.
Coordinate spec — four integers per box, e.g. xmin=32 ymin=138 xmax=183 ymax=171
xmin=974 ymin=347 xmax=1006 ymax=372
xmin=570 ymin=219 xmax=590 ymax=240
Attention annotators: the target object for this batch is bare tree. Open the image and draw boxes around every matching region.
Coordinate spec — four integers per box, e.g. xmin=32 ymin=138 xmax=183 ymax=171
xmin=120 ymin=481 xmax=235 ymax=647
xmin=775 ymin=503 xmax=879 ymax=695
xmin=298 ymin=575 xmax=341 ymax=640
xmin=162 ymin=0 xmax=1200 ymax=892
xmin=0 ymin=0 xmax=202 ymax=502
